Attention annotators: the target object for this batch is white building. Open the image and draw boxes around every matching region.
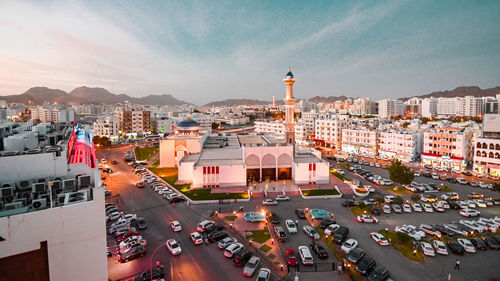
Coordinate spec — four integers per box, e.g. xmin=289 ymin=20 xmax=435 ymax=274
xmin=314 ymin=114 xmax=350 ymax=150
xmin=437 ymin=98 xmax=458 ymax=116
xmin=421 ymin=98 xmax=437 ymax=118
xmin=31 ymin=106 xmax=75 ymax=123
xmin=458 ymin=96 xmax=483 ymax=116
xmin=378 ymin=130 xmax=423 ymax=163
xmin=153 ymin=117 xmax=179 ymax=135
xmin=351 ymin=98 xmax=376 ymax=115
xmin=92 ymin=116 xmax=119 ymax=138
xmin=422 ymin=127 xmax=473 ymax=171
xmin=377 ymin=99 xmax=404 ymax=118
xmin=473 ymin=114 xmax=500 ymax=177
xmin=0 ymin=123 xmax=107 ymax=281
xmin=341 ymin=128 xmax=378 ymax=157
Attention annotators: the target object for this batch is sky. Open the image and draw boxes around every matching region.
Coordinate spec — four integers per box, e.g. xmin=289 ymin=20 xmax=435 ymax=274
xmin=0 ymin=0 xmax=499 ymax=105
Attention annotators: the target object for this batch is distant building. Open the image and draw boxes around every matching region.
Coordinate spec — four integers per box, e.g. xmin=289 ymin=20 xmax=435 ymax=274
xmin=351 ymin=98 xmax=376 ymax=115
xmin=153 ymin=117 xmax=179 ymax=135
xmin=115 ymin=108 xmax=151 ymax=135
xmin=421 ymin=98 xmax=437 ymax=118
xmin=92 ymin=116 xmax=119 ymax=138
xmin=378 ymin=130 xmax=423 ymax=163
xmin=30 ymin=106 xmax=75 ymax=123
xmin=341 ymin=128 xmax=378 ymax=157
xmin=377 ymin=99 xmax=404 ymax=118
xmin=473 ymin=114 xmax=500 ymax=177
xmin=314 ymin=114 xmax=350 ymax=150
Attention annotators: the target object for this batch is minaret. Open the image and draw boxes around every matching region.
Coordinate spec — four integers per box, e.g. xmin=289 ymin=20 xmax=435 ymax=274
xmin=272 ymin=96 xmax=276 ymax=108
xmin=283 ymin=66 xmax=296 ymax=145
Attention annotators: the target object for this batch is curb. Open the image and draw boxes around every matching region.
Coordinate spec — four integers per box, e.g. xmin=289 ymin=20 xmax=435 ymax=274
xmin=299 ymin=186 xmax=343 ymax=199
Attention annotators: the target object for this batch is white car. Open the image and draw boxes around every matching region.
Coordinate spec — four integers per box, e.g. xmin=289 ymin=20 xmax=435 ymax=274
xmin=432 ymin=240 xmax=448 ymax=255
xmin=119 ymin=235 xmax=143 ymax=249
xmin=341 ymin=239 xmax=358 ymax=254
xmin=375 ymin=163 xmax=381 ymax=168
xmin=459 ymin=220 xmax=486 ymax=233
xmin=432 ymin=173 xmax=439 ymax=180
xmin=275 ymin=195 xmax=290 ymax=201
xmin=364 ymin=185 xmax=375 ymax=192
xmin=262 ymin=199 xmax=278 ymax=206
xmin=255 ymin=268 xmax=271 ymax=281
xmin=432 ymin=203 xmax=445 ymax=212
xmin=370 ymin=232 xmax=389 ymax=246
xmin=106 ymin=211 xmax=123 ymax=221
xmin=423 ymin=204 xmax=434 ymax=213
xmin=298 ymin=246 xmax=314 ymax=265
xmin=395 ymin=226 xmax=422 ymax=240
xmin=479 ymin=182 xmax=489 ymax=188
xmin=457 ymin=238 xmax=476 ymax=253
xmin=405 ymin=225 xmax=426 ymax=238
xmin=473 ymin=199 xmax=487 ymax=208
xmin=420 ymin=242 xmax=435 ymax=256
xmin=197 ymin=220 xmax=215 ymax=232
xmin=402 ymin=204 xmax=412 ymax=213
xmin=383 ymin=205 xmax=391 ymax=214
xmin=324 ymin=224 xmax=340 ymax=236
xmin=414 ymin=171 xmax=421 ymax=176
xmin=224 ymin=243 xmax=243 ymax=258
xmin=190 ymin=232 xmax=203 ymax=245
xmin=440 ymin=201 xmax=450 ymax=209
xmin=460 ymin=208 xmax=480 ymax=217
xmin=392 ymin=204 xmax=402 ymax=213
xmin=285 ymin=219 xmax=297 ymax=234
xmin=166 ymin=239 xmax=181 ymax=255
xmin=171 ymin=221 xmax=182 ymax=232
xmin=412 ymin=203 xmax=423 ymax=212
xmin=218 ymin=237 xmax=237 ymax=249
xmin=466 ymin=200 xmax=477 ymax=208
xmin=303 ymin=226 xmax=320 ymax=240
xmin=356 ymin=215 xmax=378 ymax=223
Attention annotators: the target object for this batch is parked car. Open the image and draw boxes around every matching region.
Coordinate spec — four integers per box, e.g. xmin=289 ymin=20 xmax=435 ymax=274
xmin=208 ymin=231 xmax=229 ymax=242
xmin=232 ymin=249 xmax=252 ymax=266
xmin=319 ymin=219 xmax=336 ymax=229
xmin=481 ymin=236 xmax=500 ymax=250
xmin=303 ymin=226 xmax=320 ymax=240
xmin=348 ymin=248 xmax=365 ymax=264
xmin=342 ymin=200 xmax=359 ymax=207
xmin=419 ymin=224 xmax=442 ymax=238
xmin=119 ymin=244 xmax=146 ymax=263
xmin=224 ymin=243 xmax=244 ymax=258
xmin=447 ymin=241 xmax=465 ymax=255
xmin=420 ymin=242 xmax=435 ymax=256
xmin=298 ymin=246 xmax=314 ymax=265
xmin=432 ymin=240 xmax=448 ymax=255
xmin=262 ymin=199 xmax=278 ymax=206
xmin=341 ymin=238 xmax=358 ymax=254
xmin=356 ymin=256 xmax=376 ymax=276
xmin=368 ymin=266 xmax=390 ymax=281
xmin=357 ymin=215 xmax=378 ymax=223
xmin=133 ymin=268 xmax=164 ymax=281
xmin=285 ymin=248 xmax=298 ymax=267
xmin=383 ymin=205 xmax=391 ymax=214
xmin=295 ymin=209 xmax=306 ymax=219
xmin=132 ymin=218 xmax=148 ymax=230
xmin=274 ymin=226 xmax=288 ymax=241
xmin=370 ymin=232 xmax=389 ymax=246
xmin=333 ymin=226 xmax=349 ymax=244
xmin=243 ymin=256 xmax=260 ymax=277
xmin=218 ymin=237 xmax=237 ymax=249
xmin=470 ymin=238 xmax=487 ymax=251
xmin=310 ymin=242 xmax=328 ymax=259
xmin=460 ymin=209 xmax=480 ymax=217
xmin=324 ymin=224 xmax=340 ymax=236
xmin=171 ymin=221 xmax=182 ymax=232
xmin=412 ymin=203 xmax=423 ymax=212
xmin=197 ymin=220 xmax=215 ymax=232
xmin=275 ymin=195 xmax=290 ymax=201
xmin=255 ymin=268 xmax=271 ymax=281
xmin=136 ymin=182 xmax=145 ymax=188
xmin=457 ymin=238 xmax=476 ymax=253
xmin=285 ymin=219 xmax=297 ymax=234
xmin=190 ymin=232 xmax=203 ymax=245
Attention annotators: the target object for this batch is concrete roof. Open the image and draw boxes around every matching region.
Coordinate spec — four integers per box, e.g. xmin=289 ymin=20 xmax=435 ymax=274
xmin=196 ymin=147 xmax=244 ymax=166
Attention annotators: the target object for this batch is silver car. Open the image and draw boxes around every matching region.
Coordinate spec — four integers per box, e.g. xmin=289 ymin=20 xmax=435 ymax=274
xmin=218 ymin=237 xmax=237 ymax=249
xmin=243 ymin=256 xmax=260 ymax=277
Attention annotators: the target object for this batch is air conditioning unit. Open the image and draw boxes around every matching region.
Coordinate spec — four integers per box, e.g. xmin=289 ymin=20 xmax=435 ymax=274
xmin=57 ymin=193 xmax=68 ymax=206
xmin=17 ymin=179 xmax=33 ymax=190
xmin=65 ymin=190 xmax=88 ymax=205
xmin=5 ymin=201 xmax=23 ymax=210
xmin=31 ymin=198 xmax=47 ymax=210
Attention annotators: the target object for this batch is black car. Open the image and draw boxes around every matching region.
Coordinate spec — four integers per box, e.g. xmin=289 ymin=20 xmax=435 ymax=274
xmin=481 ymin=236 xmax=500 ymax=250
xmin=462 ymin=171 xmax=473 ymax=176
xmin=470 ymin=238 xmax=487 ymax=251
xmin=232 ymin=249 xmax=252 ymax=266
xmin=333 ymin=226 xmax=349 ymax=244
xmin=448 ymin=201 xmax=460 ymax=210
xmin=342 ymin=200 xmax=359 ymax=207
xmin=132 ymin=218 xmax=148 ymax=230
xmin=170 ymin=197 xmax=185 ymax=203
xmin=295 ymin=209 xmax=306 ymax=219
xmin=205 ymin=224 xmax=225 ymax=234
xmin=119 ymin=244 xmax=146 ymax=263
xmin=429 ymin=183 xmax=439 ymax=190
xmin=447 ymin=177 xmax=457 ymax=183
xmin=207 ymin=231 xmax=229 ymax=242
xmin=368 ymin=266 xmax=390 ymax=281
xmin=347 ymin=248 xmax=365 ymax=264
xmin=371 ymin=205 xmax=381 ymax=215
xmin=309 ymin=242 xmax=328 ymax=259
xmin=356 ymin=256 xmax=376 ymax=276
xmin=319 ymin=219 xmax=336 ymax=229
xmin=269 ymin=212 xmax=281 ymax=224
xmin=134 ymin=268 xmax=164 ymax=281
xmin=423 ymin=172 xmax=431 ymax=177
xmin=447 ymin=241 xmax=464 ymax=255
xmin=433 ymin=224 xmax=455 ymax=237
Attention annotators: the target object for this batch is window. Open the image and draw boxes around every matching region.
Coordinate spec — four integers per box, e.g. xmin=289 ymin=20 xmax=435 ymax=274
xmin=496 ymin=144 xmax=500 ymax=150
xmin=482 ymin=151 xmax=487 ymax=157
xmin=490 ymin=143 xmax=495 ymax=150
xmin=482 ymin=143 xmax=487 ymax=149
xmin=489 ymin=152 xmax=494 ymax=158
xmin=477 ymin=142 xmax=481 ymax=148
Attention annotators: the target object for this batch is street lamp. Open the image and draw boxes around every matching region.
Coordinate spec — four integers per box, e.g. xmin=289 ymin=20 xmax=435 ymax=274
xmin=149 ymin=243 xmax=166 ymax=281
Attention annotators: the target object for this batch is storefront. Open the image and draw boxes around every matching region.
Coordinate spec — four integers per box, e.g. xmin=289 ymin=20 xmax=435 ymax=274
xmin=475 ymin=164 xmax=500 ymax=177
xmin=378 ymin=150 xmax=397 ymax=160
xmin=359 ymin=146 xmax=377 ymax=157
xmin=421 ymin=153 xmax=465 ymax=171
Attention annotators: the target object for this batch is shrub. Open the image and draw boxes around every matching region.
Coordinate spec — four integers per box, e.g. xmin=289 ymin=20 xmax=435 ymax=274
xmin=410 ymin=194 xmax=420 ymax=202
xmin=373 ymin=195 xmax=384 ymax=204
xmin=396 ymin=232 xmax=412 ymax=243
xmin=394 ymin=195 xmax=404 ymax=205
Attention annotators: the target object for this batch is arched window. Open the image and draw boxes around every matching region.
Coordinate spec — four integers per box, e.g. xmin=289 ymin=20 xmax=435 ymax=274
xmin=482 ymin=143 xmax=487 ymax=149
xmin=476 ymin=151 xmax=481 ymax=156
xmin=496 ymin=153 xmax=500 ymax=159
xmin=482 ymin=151 xmax=487 ymax=157
xmin=490 ymin=143 xmax=494 ymax=150
xmin=496 ymin=144 xmax=500 ymax=150
xmin=477 ymin=142 xmax=481 ymax=148
xmin=489 ymin=152 xmax=494 ymax=158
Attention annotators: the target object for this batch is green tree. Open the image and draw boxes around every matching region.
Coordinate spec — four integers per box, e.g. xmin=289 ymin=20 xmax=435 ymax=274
xmin=410 ymin=194 xmax=420 ymax=202
xmin=93 ymin=136 xmax=111 ymax=147
xmin=393 ymin=195 xmax=403 ymax=205
xmin=387 ymin=159 xmax=414 ymax=186
xmin=493 ymin=182 xmax=500 ymax=193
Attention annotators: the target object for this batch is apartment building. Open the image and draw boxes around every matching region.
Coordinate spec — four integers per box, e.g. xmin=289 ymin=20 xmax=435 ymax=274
xmin=153 ymin=117 xmax=179 ymax=135
xmin=314 ymin=114 xmax=350 ymax=150
xmin=421 ymin=127 xmax=473 ymax=171
xmin=378 ymin=130 xmax=423 ymax=163
xmin=377 ymin=99 xmax=404 ymax=118
xmin=341 ymin=128 xmax=378 ymax=157
xmin=31 ymin=106 xmax=75 ymax=123
xmin=421 ymin=98 xmax=437 ymax=118
xmin=473 ymin=114 xmax=500 ymax=177
xmin=92 ymin=116 xmax=119 ymax=138
xmin=115 ymin=108 xmax=151 ymax=135
xmin=458 ymin=96 xmax=484 ymax=116
xmin=351 ymin=98 xmax=376 ymax=115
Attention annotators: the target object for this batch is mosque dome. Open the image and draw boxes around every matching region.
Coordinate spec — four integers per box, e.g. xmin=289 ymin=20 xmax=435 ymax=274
xmin=175 ymin=117 xmax=200 ymax=135
xmin=177 ymin=117 xmax=200 ymax=128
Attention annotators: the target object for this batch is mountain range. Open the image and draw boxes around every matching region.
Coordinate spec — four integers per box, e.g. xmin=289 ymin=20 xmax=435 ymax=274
xmin=1 ymin=85 xmax=499 ymax=107
xmin=0 ymin=86 xmax=189 ymax=106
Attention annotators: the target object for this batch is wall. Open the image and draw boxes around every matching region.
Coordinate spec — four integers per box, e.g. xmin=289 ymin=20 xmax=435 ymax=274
xmin=0 ymin=188 xmax=107 ymax=281
xmin=0 ymin=152 xmax=68 ymax=183
xmin=192 ymin=164 xmax=246 ymax=188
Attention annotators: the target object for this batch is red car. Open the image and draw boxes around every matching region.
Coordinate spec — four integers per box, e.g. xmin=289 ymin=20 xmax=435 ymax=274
xmin=117 ymin=231 xmax=140 ymax=242
xmin=285 ymin=248 xmax=298 ymax=267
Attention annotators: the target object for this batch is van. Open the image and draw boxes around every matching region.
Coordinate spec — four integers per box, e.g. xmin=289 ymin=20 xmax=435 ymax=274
xmin=384 ymin=195 xmax=394 ymax=204
xmin=298 ymin=246 xmax=314 ymax=265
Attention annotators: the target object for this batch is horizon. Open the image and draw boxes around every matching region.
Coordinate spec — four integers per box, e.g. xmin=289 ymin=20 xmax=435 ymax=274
xmin=1 ymin=1 xmax=499 ymax=104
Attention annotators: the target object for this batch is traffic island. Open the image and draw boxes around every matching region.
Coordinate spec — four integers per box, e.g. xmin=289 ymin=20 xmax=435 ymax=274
xmin=378 ymin=230 xmax=425 ymax=263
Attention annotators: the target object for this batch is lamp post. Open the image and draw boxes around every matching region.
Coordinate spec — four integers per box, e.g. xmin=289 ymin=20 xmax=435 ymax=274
xmin=150 ymin=243 xmax=166 ymax=281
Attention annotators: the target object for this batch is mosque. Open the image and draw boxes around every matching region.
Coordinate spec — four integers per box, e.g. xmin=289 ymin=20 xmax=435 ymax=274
xmin=158 ymin=68 xmax=329 ymax=188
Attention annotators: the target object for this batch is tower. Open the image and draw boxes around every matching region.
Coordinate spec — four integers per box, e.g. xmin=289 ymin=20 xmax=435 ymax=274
xmin=283 ymin=66 xmax=296 ymax=145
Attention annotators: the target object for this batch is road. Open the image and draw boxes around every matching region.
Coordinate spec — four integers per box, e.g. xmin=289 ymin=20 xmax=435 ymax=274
xmin=101 ymin=146 xmax=500 ymax=281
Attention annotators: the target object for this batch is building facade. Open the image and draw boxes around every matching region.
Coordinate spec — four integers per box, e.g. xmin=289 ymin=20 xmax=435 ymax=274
xmin=421 ymin=128 xmax=473 ymax=171
xmin=378 ymin=130 xmax=423 ymax=162
xmin=341 ymin=128 xmax=378 ymax=157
